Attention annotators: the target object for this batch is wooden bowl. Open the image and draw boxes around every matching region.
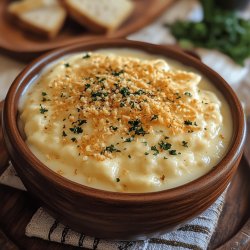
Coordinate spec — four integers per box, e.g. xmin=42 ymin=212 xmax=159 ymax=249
xmin=1 ymin=39 xmax=246 ymax=240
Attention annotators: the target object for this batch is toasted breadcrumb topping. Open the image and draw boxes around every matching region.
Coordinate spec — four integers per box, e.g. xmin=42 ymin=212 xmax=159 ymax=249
xmin=38 ymin=53 xmax=216 ymax=160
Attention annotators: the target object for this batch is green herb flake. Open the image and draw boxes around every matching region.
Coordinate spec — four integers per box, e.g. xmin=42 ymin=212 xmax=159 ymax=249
xmin=91 ymin=91 xmax=107 ymax=101
xmin=39 ymin=104 xmax=48 ymax=114
xmin=110 ymin=126 xmax=118 ymax=131
xmin=144 ymin=152 xmax=149 ymax=155
xmin=64 ymin=63 xmax=70 ymax=68
xmin=128 ymin=119 xmax=147 ymax=136
xmin=78 ymin=119 xmax=87 ymax=126
xmin=159 ymin=141 xmax=172 ymax=150
xmin=83 ymin=53 xmax=91 ymax=59
xmin=85 ymin=84 xmax=91 ymax=90
xmin=169 ymin=150 xmax=177 ymax=155
xmin=116 ymin=178 xmax=120 ymax=182
xmin=184 ymin=92 xmax=192 ymax=97
xmin=134 ymin=89 xmax=146 ymax=95
xmin=128 ymin=154 xmax=131 ymax=158
xmin=103 ymin=144 xmax=121 ymax=154
xmin=175 ymin=93 xmax=181 ymax=99
xmin=70 ymin=127 xmax=83 ymax=134
xmin=71 ymin=137 xmax=77 ymax=142
xmin=42 ymin=92 xmax=47 ymax=96
xmin=112 ymin=70 xmax=124 ymax=76
xmin=129 ymin=101 xmax=135 ymax=108
xmin=62 ymin=131 xmax=67 ymax=137
xmin=182 ymin=141 xmax=188 ymax=147
xmin=120 ymin=87 xmax=130 ymax=97
xmin=184 ymin=120 xmax=193 ymax=126
xmin=124 ymin=137 xmax=134 ymax=142
xmin=151 ymin=146 xmax=159 ymax=156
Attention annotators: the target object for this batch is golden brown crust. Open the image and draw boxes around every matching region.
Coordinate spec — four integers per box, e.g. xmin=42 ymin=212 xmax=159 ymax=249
xmin=62 ymin=0 xmax=134 ymax=33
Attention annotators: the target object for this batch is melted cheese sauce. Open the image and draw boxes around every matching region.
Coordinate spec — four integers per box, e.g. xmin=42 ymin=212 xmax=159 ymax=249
xmin=19 ymin=49 xmax=232 ymax=193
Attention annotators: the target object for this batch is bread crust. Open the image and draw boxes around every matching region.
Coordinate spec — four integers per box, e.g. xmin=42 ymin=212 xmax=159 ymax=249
xmin=7 ymin=1 xmax=66 ymax=39
xmin=62 ymin=0 xmax=134 ymax=34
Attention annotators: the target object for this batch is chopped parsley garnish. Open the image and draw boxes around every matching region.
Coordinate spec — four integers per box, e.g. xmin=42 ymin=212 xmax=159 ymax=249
xmin=102 ymin=144 xmax=121 ymax=154
xmin=70 ymin=127 xmax=83 ymax=134
xmin=144 ymin=152 xmax=149 ymax=155
xmin=124 ymin=137 xmax=134 ymax=142
xmin=97 ymin=77 xmax=106 ymax=84
xmin=129 ymin=101 xmax=135 ymax=108
xmin=83 ymin=53 xmax=91 ymax=59
xmin=150 ymin=114 xmax=158 ymax=121
xmin=134 ymin=89 xmax=146 ymax=95
xmin=91 ymin=91 xmax=108 ymax=101
xmin=120 ymin=87 xmax=130 ymax=97
xmin=159 ymin=141 xmax=172 ymax=150
xmin=116 ymin=178 xmax=120 ymax=182
xmin=120 ymin=102 xmax=125 ymax=107
xmin=85 ymin=84 xmax=91 ymax=90
xmin=182 ymin=141 xmax=188 ymax=147
xmin=194 ymin=121 xmax=198 ymax=126
xmin=64 ymin=63 xmax=70 ymax=68
xmin=175 ymin=93 xmax=181 ymax=99
xmin=151 ymin=146 xmax=159 ymax=156
xmin=39 ymin=104 xmax=48 ymax=114
xmin=184 ymin=120 xmax=193 ymax=125
xmin=110 ymin=126 xmax=118 ymax=131
xmin=112 ymin=70 xmax=124 ymax=76
xmin=128 ymin=119 xmax=147 ymax=136
xmin=184 ymin=92 xmax=192 ymax=97
xmin=128 ymin=154 xmax=131 ymax=158
xmin=78 ymin=119 xmax=87 ymax=126
xmin=42 ymin=92 xmax=47 ymax=96
xmin=62 ymin=131 xmax=67 ymax=137
xmin=71 ymin=137 xmax=77 ymax=142
xmin=169 ymin=150 xmax=177 ymax=155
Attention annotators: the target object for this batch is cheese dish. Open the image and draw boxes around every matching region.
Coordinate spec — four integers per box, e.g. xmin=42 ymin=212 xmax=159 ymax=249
xmin=19 ymin=49 xmax=232 ymax=192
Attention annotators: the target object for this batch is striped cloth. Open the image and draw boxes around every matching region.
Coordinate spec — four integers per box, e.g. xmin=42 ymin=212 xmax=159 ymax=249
xmin=0 ymin=164 xmax=226 ymax=250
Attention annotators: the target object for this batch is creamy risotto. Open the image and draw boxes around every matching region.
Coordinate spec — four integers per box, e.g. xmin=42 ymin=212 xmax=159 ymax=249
xmin=19 ymin=49 xmax=232 ymax=192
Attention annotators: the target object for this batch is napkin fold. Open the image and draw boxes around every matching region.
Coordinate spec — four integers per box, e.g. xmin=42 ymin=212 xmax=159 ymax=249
xmin=0 ymin=164 xmax=226 ymax=250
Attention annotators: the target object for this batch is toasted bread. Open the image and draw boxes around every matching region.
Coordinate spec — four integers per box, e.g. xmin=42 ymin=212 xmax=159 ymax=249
xmin=63 ymin=0 xmax=134 ymax=33
xmin=8 ymin=0 xmax=67 ymax=39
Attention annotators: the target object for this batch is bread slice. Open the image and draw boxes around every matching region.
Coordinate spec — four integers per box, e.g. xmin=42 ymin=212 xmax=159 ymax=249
xmin=63 ymin=0 xmax=134 ymax=33
xmin=8 ymin=0 xmax=67 ymax=39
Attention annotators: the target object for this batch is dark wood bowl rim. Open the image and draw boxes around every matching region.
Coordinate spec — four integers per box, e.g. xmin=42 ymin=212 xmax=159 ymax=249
xmin=3 ymin=39 xmax=246 ymax=203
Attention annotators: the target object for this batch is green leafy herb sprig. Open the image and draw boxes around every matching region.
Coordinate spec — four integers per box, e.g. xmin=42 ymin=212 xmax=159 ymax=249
xmin=166 ymin=0 xmax=250 ymax=65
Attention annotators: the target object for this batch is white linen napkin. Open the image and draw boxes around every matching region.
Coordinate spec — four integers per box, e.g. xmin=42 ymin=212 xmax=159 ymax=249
xmin=0 ymin=164 xmax=226 ymax=250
